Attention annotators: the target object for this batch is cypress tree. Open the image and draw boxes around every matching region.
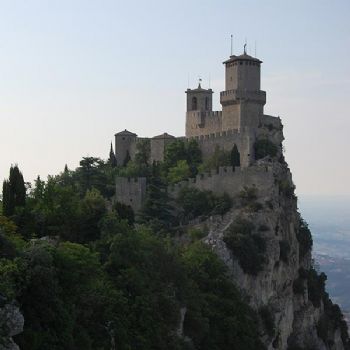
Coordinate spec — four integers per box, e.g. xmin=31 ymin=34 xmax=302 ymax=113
xmin=2 ymin=165 xmax=26 ymax=216
xmin=231 ymin=144 xmax=241 ymax=168
xmin=109 ymin=143 xmax=117 ymax=168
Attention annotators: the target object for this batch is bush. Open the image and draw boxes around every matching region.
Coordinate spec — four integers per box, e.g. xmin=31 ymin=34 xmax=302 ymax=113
xmin=293 ymin=278 xmax=305 ymax=295
xmin=177 ymin=187 xmax=232 ymax=221
xmin=167 ymin=160 xmax=191 ymax=184
xmin=307 ymin=268 xmax=327 ymax=308
xmin=296 ymin=219 xmax=313 ymax=260
xmin=188 ymin=228 xmax=207 ymax=241
xmin=279 ymin=240 xmax=290 ymax=263
xmin=278 ymin=180 xmax=295 ymax=199
xmin=254 ymin=139 xmax=278 ymax=160
xmin=223 ymin=218 xmax=266 ymax=275
xmin=259 ymin=305 xmax=275 ymax=337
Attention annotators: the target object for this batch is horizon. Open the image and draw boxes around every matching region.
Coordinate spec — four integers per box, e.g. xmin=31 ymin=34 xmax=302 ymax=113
xmin=1 ymin=0 xmax=349 ymax=195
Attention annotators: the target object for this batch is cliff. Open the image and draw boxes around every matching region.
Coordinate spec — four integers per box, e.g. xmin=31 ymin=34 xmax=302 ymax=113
xmin=184 ymin=121 xmax=349 ymax=349
xmin=0 ymin=301 xmax=24 ymax=350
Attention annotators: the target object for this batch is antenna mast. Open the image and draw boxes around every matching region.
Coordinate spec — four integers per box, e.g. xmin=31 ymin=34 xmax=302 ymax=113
xmin=230 ymin=34 xmax=233 ymax=55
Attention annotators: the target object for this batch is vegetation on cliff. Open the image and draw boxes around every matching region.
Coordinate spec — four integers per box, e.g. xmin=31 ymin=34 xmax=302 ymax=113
xmin=0 ymin=162 xmax=264 ymax=350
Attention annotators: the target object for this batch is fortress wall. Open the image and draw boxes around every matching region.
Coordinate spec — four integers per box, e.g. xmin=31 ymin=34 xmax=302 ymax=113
xmin=115 ymin=177 xmax=147 ymax=212
xmin=169 ymin=165 xmax=275 ymax=201
xmin=221 ymin=104 xmax=241 ymax=131
xmin=186 ymin=129 xmax=256 ymax=168
xmin=186 ymin=111 xmax=222 ymax=137
xmin=151 ymin=137 xmax=175 ymax=162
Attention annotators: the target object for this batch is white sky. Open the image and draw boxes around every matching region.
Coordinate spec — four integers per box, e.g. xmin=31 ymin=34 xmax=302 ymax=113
xmin=0 ymin=0 xmax=349 ymax=195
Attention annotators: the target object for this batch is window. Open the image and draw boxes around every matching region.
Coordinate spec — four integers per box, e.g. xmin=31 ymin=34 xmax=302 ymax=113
xmin=205 ymin=97 xmax=209 ymax=110
xmin=192 ymin=96 xmax=198 ymax=110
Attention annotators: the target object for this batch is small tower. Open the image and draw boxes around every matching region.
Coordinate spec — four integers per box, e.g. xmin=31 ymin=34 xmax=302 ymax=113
xmin=220 ymin=50 xmax=266 ymax=130
xmin=185 ymin=81 xmax=215 ymax=137
xmin=185 ymin=82 xmax=213 ymax=112
xmin=114 ymin=129 xmax=137 ymax=166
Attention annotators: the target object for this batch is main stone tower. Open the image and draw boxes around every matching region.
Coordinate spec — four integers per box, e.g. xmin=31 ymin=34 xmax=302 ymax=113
xmin=221 ymin=50 xmax=266 ymax=131
xmin=185 ymin=49 xmax=266 ymax=137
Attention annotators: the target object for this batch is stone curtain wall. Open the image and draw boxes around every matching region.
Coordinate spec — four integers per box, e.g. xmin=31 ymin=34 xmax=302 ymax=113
xmin=115 ymin=177 xmax=147 ymax=211
xmin=169 ymin=165 xmax=276 ymax=200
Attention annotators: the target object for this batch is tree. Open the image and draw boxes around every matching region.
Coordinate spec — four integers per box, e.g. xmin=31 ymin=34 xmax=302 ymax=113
xmin=164 ymin=140 xmax=187 ymax=169
xmin=254 ymin=139 xmax=278 ymax=160
xmin=134 ymin=139 xmax=151 ymax=167
xmin=167 ymin=160 xmax=191 ymax=184
xmin=138 ymin=163 xmax=175 ymax=231
xmin=123 ymin=151 xmax=131 ymax=167
xmin=108 ymin=143 xmax=117 ymax=168
xmin=231 ymin=144 xmax=241 ymax=168
xmin=2 ymin=165 xmax=26 ymax=217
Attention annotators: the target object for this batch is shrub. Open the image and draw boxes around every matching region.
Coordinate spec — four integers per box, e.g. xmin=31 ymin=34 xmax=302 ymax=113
xmin=167 ymin=160 xmax=191 ymax=184
xmin=259 ymin=224 xmax=269 ymax=232
xmin=239 ymin=186 xmax=258 ymax=204
xmin=177 ymin=187 xmax=232 ymax=221
xmin=279 ymin=240 xmax=290 ymax=263
xmin=278 ymin=180 xmax=295 ymax=199
xmin=113 ymin=201 xmax=134 ymax=224
xmin=293 ymin=278 xmax=305 ymax=295
xmin=223 ymin=218 xmax=266 ymax=275
xmin=254 ymin=139 xmax=278 ymax=160
xmin=296 ymin=219 xmax=313 ymax=260
xmin=259 ymin=305 xmax=275 ymax=337
xmin=188 ymin=228 xmax=207 ymax=241
xmin=307 ymin=268 xmax=327 ymax=308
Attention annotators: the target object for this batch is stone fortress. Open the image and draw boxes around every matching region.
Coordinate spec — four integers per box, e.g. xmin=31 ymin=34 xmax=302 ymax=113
xmin=114 ymin=48 xmax=283 ymax=211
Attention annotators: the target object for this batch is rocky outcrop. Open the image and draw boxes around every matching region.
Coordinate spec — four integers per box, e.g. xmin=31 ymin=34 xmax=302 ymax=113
xmin=191 ymin=156 xmax=348 ymax=349
xmin=0 ymin=302 xmax=24 ymax=350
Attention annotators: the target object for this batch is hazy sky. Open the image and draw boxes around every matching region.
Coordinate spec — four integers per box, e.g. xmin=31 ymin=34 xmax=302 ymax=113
xmin=0 ymin=0 xmax=349 ymax=195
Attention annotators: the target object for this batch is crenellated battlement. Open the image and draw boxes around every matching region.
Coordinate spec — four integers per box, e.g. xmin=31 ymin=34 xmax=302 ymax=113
xmin=168 ymin=164 xmax=275 ymax=200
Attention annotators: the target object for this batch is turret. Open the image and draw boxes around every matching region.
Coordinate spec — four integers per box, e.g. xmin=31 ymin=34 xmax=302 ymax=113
xmin=114 ymin=129 xmax=137 ymax=166
xmin=185 ymin=83 xmax=213 ymax=112
xmin=220 ymin=50 xmax=266 ymax=130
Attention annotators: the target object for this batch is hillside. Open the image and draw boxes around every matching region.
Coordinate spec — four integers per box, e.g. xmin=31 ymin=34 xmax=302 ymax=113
xmin=1 ymin=114 xmax=349 ymax=349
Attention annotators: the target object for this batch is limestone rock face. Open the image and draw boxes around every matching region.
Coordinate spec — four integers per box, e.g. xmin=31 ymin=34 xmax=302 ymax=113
xmin=0 ymin=303 xmax=24 ymax=350
xmin=194 ymin=156 xmax=348 ymax=349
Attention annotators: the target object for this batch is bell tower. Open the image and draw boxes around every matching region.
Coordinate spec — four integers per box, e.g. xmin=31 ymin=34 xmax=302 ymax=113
xmin=220 ymin=49 xmax=266 ymax=131
xmin=185 ymin=82 xmax=213 ymax=112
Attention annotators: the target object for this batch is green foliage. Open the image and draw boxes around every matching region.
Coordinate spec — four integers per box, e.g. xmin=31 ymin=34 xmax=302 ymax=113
xmin=259 ymin=305 xmax=275 ymax=337
xmin=134 ymin=139 xmax=151 ymax=166
xmin=2 ymin=165 xmax=26 ymax=217
xmin=138 ymin=164 xmax=176 ymax=232
xmin=108 ymin=143 xmax=117 ymax=168
xmin=113 ymin=201 xmax=135 ymax=224
xmin=167 ymin=160 xmax=191 ymax=184
xmin=182 ymin=242 xmax=265 ymax=350
xmin=297 ymin=218 xmax=313 ymax=260
xmin=239 ymin=186 xmax=263 ymax=211
xmin=278 ymin=180 xmax=296 ymax=199
xmin=223 ymin=218 xmax=266 ymax=275
xmin=279 ymin=240 xmax=291 ymax=263
xmin=187 ymin=228 xmax=207 ymax=241
xmin=254 ymin=139 xmax=278 ymax=160
xmin=231 ymin=144 xmax=241 ymax=168
xmin=164 ymin=139 xmax=202 ymax=178
xmin=198 ymin=145 xmax=231 ymax=173
xmin=176 ymin=187 xmax=232 ymax=222
xmin=293 ymin=277 xmax=305 ymax=295
xmin=307 ymin=268 xmax=327 ymax=308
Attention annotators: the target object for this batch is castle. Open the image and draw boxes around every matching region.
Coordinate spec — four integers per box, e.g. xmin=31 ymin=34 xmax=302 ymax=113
xmin=114 ymin=49 xmax=283 ymax=211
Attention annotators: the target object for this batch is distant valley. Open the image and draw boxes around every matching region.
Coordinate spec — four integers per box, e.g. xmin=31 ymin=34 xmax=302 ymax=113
xmin=299 ymin=195 xmax=350 ymax=324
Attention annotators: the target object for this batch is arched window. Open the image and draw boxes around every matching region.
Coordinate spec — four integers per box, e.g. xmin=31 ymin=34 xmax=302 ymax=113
xmin=192 ymin=97 xmax=198 ymax=110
